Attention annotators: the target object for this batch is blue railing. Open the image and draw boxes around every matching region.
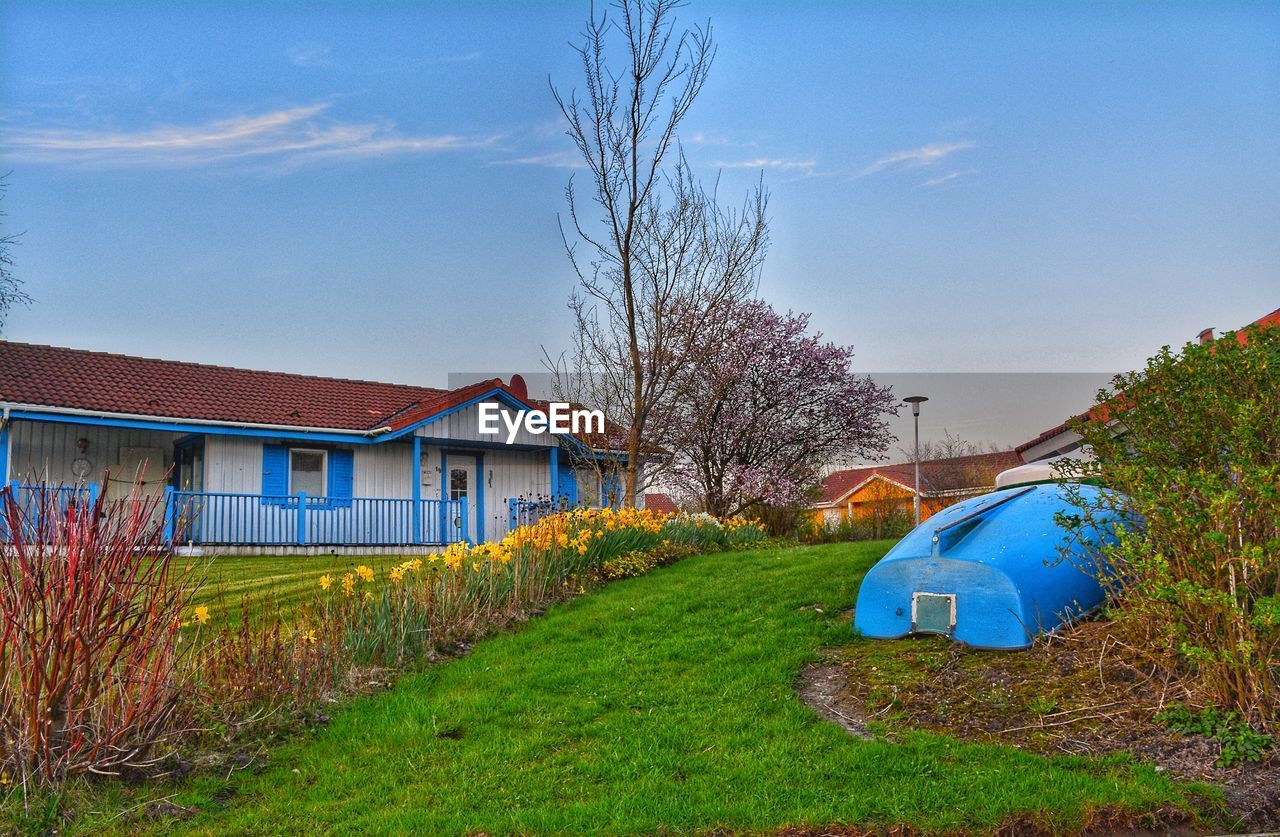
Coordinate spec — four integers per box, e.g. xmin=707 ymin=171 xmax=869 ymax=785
xmin=167 ymin=490 xmax=467 ymax=546
xmin=507 ymin=496 xmax=576 ymax=531
xmin=1 ymin=481 xmax=99 ymax=541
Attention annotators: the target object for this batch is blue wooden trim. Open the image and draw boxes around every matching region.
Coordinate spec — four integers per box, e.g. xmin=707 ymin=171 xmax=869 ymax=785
xmin=549 ymin=445 xmax=559 ymax=503
xmin=411 ymin=436 xmax=422 ymax=545
xmin=0 ymin=424 xmax=8 ymax=484
xmin=412 ymin=436 xmax=556 ymax=453
xmin=376 ymin=388 xmax=536 ymax=442
xmin=475 ymin=451 xmax=485 ymax=542
xmin=7 ymin=411 xmax=379 ymax=445
xmin=296 ymin=492 xmax=308 ymax=546
xmin=439 ymin=449 xmax=448 ymax=542
xmin=162 ymin=486 xmax=175 ymax=545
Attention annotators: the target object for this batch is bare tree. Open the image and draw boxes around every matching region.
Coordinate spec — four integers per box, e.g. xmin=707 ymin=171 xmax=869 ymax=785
xmin=896 ymin=428 xmax=1012 ymax=493
xmin=0 ymin=175 xmax=32 ymax=335
xmin=549 ymin=0 xmax=767 ymax=506
xmin=896 ymin=428 xmax=1002 ymax=464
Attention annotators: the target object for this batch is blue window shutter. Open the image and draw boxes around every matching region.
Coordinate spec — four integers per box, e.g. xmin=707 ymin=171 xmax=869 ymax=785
xmin=328 ymin=449 xmax=354 ymax=500
xmin=557 ymin=466 xmax=578 ymax=506
xmin=262 ymin=444 xmax=289 ymax=496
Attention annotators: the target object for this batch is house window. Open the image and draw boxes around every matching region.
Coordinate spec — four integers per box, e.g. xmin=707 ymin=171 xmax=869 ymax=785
xmin=290 ymin=449 xmax=327 ymax=497
xmin=449 ymin=467 xmax=468 ymax=501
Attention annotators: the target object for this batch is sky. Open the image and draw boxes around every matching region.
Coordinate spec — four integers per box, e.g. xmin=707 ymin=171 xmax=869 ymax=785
xmin=1 ymin=1 xmax=1277 ymax=447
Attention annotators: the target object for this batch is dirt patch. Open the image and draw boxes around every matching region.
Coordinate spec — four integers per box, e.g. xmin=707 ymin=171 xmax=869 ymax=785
xmin=834 ymin=621 xmax=1280 ymax=832
xmin=796 ymin=657 xmax=871 ymax=739
xmin=773 ymin=802 xmax=1200 ymax=835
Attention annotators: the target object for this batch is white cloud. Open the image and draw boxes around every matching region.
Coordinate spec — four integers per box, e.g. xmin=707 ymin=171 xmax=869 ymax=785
xmin=918 ymin=169 xmax=975 ymax=188
xmin=287 ymin=43 xmax=333 ymax=68
xmin=3 ymin=104 xmax=499 ymax=167
xmin=712 ymin=157 xmax=815 ymax=171
xmin=861 ymin=141 xmax=975 ymax=176
xmin=493 ymin=150 xmax=586 ymax=169
xmin=684 ymin=130 xmax=730 ymax=146
xmin=430 ymin=51 xmax=483 ymax=64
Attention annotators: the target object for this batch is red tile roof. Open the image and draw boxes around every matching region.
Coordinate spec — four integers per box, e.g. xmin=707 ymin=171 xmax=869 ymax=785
xmin=643 ymin=493 xmax=680 ymax=515
xmin=815 ymin=451 xmax=1023 ymax=506
xmin=0 ymin=341 xmax=520 ymax=433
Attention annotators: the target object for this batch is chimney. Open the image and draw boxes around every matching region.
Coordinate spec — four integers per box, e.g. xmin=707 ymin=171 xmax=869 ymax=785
xmin=1197 ymin=327 xmax=1214 ymax=345
xmin=507 ymin=374 xmax=528 ymax=401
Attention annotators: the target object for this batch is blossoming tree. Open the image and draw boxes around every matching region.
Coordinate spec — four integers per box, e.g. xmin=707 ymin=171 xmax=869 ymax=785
xmin=666 ymin=299 xmax=896 ymax=517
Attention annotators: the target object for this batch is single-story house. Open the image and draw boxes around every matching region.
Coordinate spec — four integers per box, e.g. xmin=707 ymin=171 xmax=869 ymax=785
xmin=809 ymin=450 xmax=1023 ymax=527
xmin=0 ymin=342 xmax=631 ymax=553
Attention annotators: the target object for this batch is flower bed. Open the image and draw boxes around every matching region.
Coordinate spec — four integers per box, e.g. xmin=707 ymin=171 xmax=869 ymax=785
xmin=1 ymin=492 xmax=765 ymax=797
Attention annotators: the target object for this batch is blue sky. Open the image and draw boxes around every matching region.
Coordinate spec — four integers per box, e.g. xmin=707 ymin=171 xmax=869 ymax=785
xmin=2 ymin=0 xmax=1277 ymax=395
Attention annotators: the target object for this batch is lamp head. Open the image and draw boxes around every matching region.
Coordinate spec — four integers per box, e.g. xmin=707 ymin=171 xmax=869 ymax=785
xmin=903 ymin=395 xmax=928 ymax=417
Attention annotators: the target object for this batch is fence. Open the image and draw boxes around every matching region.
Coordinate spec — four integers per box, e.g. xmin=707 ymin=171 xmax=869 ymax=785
xmin=0 ymin=484 xmax=467 ymax=547
xmin=167 ymin=491 xmax=467 ymax=546
xmin=0 ymin=481 xmax=98 ymax=541
xmin=507 ymin=496 xmax=577 ymax=531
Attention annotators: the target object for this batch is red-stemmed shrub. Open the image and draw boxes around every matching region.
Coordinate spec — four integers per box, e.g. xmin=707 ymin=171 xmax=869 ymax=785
xmin=0 ymin=483 xmax=196 ymax=786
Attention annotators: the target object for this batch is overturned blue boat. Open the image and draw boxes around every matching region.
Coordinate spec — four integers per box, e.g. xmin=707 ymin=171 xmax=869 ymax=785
xmin=853 ymin=483 xmax=1123 ymax=650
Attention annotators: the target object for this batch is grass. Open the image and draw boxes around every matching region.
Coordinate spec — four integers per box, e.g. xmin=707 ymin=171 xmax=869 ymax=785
xmin=182 ymin=553 xmax=410 ymax=622
xmin=98 ymin=540 xmax=1197 ymax=835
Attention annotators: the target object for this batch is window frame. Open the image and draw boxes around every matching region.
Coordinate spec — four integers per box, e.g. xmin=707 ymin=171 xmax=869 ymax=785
xmin=448 ymin=466 xmax=469 ymax=501
xmin=288 ymin=447 xmax=328 ymax=498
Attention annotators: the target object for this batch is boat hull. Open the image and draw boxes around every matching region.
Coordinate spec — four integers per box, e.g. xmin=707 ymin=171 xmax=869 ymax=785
xmin=853 ymin=483 xmax=1122 ymax=650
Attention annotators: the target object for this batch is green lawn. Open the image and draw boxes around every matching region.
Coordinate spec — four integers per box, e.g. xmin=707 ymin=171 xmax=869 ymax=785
xmin=183 ymin=553 xmax=410 ymax=622
xmin=137 ymin=541 xmax=1193 ymax=835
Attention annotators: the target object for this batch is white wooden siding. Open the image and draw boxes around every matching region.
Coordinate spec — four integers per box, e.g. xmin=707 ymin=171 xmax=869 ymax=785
xmin=354 ymin=443 xmax=412 ymax=499
xmin=479 ymin=447 xmax=551 ymax=538
xmin=415 ymin=401 xmax=557 ymax=447
xmin=8 ymin=419 xmax=179 ymax=490
xmin=412 ymin=445 xmax=550 ymax=539
xmin=203 ymin=436 xmax=263 ymax=493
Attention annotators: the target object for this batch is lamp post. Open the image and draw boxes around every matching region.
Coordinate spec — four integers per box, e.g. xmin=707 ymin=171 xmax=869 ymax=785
xmin=903 ymin=396 xmax=929 ymax=527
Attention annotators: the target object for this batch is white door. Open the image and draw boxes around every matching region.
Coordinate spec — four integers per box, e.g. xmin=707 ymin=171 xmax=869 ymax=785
xmin=446 ymin=454 xmax=478 ymax=542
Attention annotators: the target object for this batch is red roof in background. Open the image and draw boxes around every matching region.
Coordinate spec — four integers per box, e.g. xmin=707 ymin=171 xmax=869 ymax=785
xmin=814 ymin=466 xmax=881 ymax=505
xmin=643 ymin=493 xmax=680 ymax=515
xmin=1016 ymin=305 xmax=1279 ymax=452
xmin=1015 ymin=414 xmax=1087 ymax=454
xmin=0 ymin=341 xmax=521 ymax=433
xmin=1239 ymin=306 xmax=1280 ymax=338
xmin=815 ymin=450 xmax=1023 ymax=506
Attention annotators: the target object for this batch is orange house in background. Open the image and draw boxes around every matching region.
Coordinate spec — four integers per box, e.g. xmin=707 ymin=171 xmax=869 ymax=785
xmin=808 ymin=451 xmax=1023 ymax=529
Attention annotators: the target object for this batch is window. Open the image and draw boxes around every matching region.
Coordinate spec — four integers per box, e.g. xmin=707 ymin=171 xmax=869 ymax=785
xmin=449 ymin=467 xmax=468 ymax=501
xmin=290 ymin=449 xmax=326 ymax=497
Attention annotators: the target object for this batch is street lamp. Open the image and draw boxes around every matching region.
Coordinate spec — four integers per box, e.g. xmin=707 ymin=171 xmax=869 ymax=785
xmin=903 ymin=396 xmax=929 ymax=527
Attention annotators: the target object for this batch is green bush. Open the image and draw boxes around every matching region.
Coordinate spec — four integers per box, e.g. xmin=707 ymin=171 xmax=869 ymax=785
xmin=1156 ymin=705 xmax=1273 ymax=767
xmin=600 ymin=542 xmax=700 ymax=581
xmin=798 ymin=509 xmax=913 ymax=544
xmin=1059 ymin=323 xmax=1279 ymax=726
